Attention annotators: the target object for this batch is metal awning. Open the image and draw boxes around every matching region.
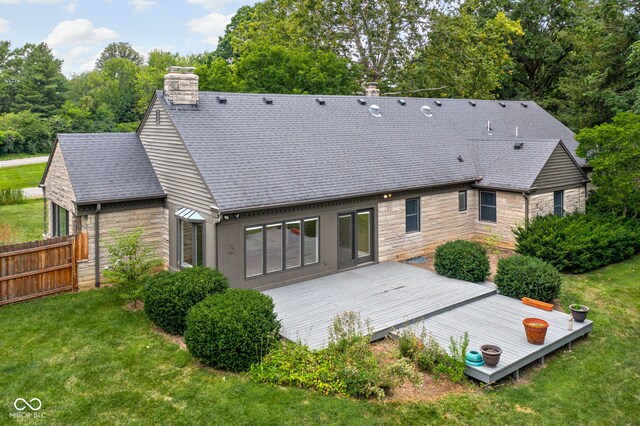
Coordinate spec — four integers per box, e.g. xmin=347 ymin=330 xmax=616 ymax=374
xmin=175 ymin=207 xmax=205 ymax=223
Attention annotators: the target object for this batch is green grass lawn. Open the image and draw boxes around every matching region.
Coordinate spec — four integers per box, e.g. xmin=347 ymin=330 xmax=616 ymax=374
xmin=0 ymin=163 xmax=46 ymax=190
xmin=0 ymin=257 xmax=638 ymax=424
xmin=0 ymin=198 xmax=43 ymax=242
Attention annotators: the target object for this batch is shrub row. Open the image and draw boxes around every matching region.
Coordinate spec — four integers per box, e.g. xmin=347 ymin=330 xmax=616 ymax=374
xmin=434 ymin=240 xmax=490 ymax=283
xmin=514 ymin=212 xmax=640 ymax=273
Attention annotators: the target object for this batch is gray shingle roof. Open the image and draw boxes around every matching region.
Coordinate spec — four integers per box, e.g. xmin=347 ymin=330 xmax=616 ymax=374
xmin=471 ymin=139 xmax=561 ymax=191
xmin=160 ymin=91 xmax=584 ymax=212
xmin=56 ymin=133 xmax=165 ymax=204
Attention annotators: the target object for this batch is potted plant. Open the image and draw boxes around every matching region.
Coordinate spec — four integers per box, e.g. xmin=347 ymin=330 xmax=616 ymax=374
xmin=522 ymin=318 xmax=549 ymax=345
xmin=569 ymin=304 xmax=590 ymax=323
xmin=480 ymin=345 xmax=503 ymax=367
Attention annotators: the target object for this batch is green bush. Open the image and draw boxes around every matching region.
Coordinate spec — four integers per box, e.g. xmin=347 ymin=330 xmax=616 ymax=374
xmin=494 ymin=255 xmax=562 ymax=302
xmin=0 ymin=189 xmax=24 ymax=206
xmin=514 ymin=212 xmax=640 ymax=273
xmin=142 ymin=267 xmax=229 ymax=335
xmin=185 ymin=289 xmax=280 ymax=372
xmin=434 ymin=240 xmax=490 ymax=282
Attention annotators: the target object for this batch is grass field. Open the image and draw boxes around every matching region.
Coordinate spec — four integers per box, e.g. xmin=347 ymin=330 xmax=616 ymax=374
xmin=0 ymin=163 xmax=46 ymax=190
xmin=0 ymin=198 xmax=43 ymax=242
xmin=0 ymin=257 xmax=638 ymax=424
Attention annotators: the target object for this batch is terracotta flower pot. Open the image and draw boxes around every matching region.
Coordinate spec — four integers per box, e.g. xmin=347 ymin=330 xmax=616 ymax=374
xmin=480 ymin=344 xmax=503 ymax=367
xmin=522 ymin=318 xmax=549 ymax=345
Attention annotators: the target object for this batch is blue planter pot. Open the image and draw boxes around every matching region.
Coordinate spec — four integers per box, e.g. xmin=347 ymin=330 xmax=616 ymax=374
xmin=465 ymin=350 xmax=485 ymax=366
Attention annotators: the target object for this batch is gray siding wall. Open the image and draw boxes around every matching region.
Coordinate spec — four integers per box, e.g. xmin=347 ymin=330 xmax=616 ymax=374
xmin=217 ymin=199 xmax=378 ymax=291
xmin=139 ymin=97 xmax=218 ymax=269
xmin=533 ymin=144 xmax=585 ymax=190
xmin=139 ymin=97 xmax=215 ymax=213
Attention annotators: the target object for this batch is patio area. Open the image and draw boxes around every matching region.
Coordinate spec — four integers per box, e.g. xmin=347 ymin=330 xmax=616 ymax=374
xmin=264 ymin=262 xmax=593 ymax=384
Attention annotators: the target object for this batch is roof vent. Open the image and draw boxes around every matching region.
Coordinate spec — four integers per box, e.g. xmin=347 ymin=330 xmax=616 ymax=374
xmin=316 ymin=98 xmax=325 ymax=105
xmin=487 ymin=121 xmax=493 ymax=135
xmin=358 ymin=98 xmax=367 ymax=105
xmin=434 ymin=100 xmax=442 ymax=106
xmin=468 ymin=101 xmax=476 ymax=107
xmin=369 ymin=104 xmax=382 ymax=117
xmin=457 ymin=155 xmax=464 ymax=162
xmin=499 ymin=102 xmax=506 ymax=107
xmin=514 ymin=142 xmax=524 ymax=150
xmin=420 ymin=105 xmax=433 ymax=117
xmin=216 ymin=96 xmax=227 ymax=104
xmin=398 ymin=99 xmax=406 ymax=106
xmin=263 ymin=97 xmax=273 ymax=105
xmin=520 ymin=102 xmax=528 ymax=108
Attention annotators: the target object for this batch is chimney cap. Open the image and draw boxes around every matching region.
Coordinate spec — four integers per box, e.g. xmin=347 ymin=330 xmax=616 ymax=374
xmin=167 ymin=66 xmax=196 ymax=74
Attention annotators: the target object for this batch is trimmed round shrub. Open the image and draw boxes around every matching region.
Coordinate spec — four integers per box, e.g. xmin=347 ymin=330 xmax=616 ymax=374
xmin=185 ymin=289 xmax=281 ymax=372
xmin=494 ymin=255 xmax=562 ymax=302
xmin=142 ymin=267 xmax=229 ymax=335
xmin=434 ymin=240 xmax=490 ymax=283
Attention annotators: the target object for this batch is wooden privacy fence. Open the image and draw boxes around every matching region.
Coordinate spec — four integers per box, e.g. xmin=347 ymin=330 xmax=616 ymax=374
xmin=0 ymin=233 xmax=88 ymax=306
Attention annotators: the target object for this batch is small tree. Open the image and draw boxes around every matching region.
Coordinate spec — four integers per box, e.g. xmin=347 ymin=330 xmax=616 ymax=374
xmin=103 ymin=228 xmax=162 ymax=306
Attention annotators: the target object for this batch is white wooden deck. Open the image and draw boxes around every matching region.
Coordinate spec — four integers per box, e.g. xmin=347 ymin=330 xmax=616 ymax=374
xmin=264 ymin=262 xmax=496 ymax=350
xmin=404 ymin=294 xmax=593 ymax=383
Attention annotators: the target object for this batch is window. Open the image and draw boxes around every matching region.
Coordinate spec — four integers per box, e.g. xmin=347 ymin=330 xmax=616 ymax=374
xmin=51 ymin=202 xmax=69 ymax=237
xmin=245 ymin=217 xmax=319 ymax=278
xmin=303 ymin=218 xmax=319 ymax=265
xmin=405 ymin=198 xmax=420 ymax=233
xmin=458 ymin=190 xmax=468 ymax=212
xmin=479 ymin=191 xmax=497 ymax=223
xmin=179 ymin=220 xmax=204 ymax=268
xmin=554 ymin=190 xmax=564 ymax=217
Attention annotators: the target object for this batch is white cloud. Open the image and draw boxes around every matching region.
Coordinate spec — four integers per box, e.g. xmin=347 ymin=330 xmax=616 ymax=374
xmin=0 ymin=18 xmax=9 ymax=33
xmin=65 ymin=1 xmax=76 ymax=12
xmin=187 ymin=12 xmax=232 ymax=45
xmin=187 ymin=0 xmax=247 ymax=12
xmin=128 ymin=0 xmax=155 ymax=13
xmin=45 ymin=19 xmax=118 ymax=47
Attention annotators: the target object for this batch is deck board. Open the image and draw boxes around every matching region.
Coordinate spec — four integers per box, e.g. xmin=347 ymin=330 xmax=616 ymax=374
xmin=264 ymin=262 xmax=496 ymax=350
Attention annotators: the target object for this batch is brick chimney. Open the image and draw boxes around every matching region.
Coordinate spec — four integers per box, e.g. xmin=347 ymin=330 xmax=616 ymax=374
xmin=164 ymin=66 xmax=199 ymax=106
xmin=365 ymin=82 xmax=380 ymax=97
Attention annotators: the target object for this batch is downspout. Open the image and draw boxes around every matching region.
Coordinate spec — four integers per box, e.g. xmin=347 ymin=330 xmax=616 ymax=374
xmin=95 ymin=203 xmax=101 ymax=288
xmin=523 ymin=192 xmax=530 ymax=226
xmin=42 ymin=187 xmax=47 ymax=237
xmin=211 ymin=205 xmax=221 ymax=269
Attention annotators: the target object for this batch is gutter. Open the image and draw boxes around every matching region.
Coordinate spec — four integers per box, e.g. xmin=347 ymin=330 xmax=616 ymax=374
xmin=221 ymin=179 xmax=478 ymax=214
xmin=95 ymin=203 xmax=101 ymax=288
xmin=76 ymin=194 xmax=166 ymax=207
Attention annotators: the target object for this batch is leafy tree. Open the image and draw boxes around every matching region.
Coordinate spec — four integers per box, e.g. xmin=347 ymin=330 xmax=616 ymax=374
xmin=214 ymin=5 xmax=257 ymax=60
xmin=576 ymin=112 xmax=640 ymax=217
xmin=92 ymin=58 xmax=141 ymax=124
xmin=11 ymin=43 xmax=67 ymax=116
xmin=0 ymin=41 xmax=13 ymax=113
xmin=0 ymin=111 xmax=53 ymax=153
xmin=233 ymin=43 xmax=360 ymax=94
xmin=96 ymin=42 xmax=143 ymax=69
xmin=103 ymin=228 xmax=162 ymax=306
xmin=401 ymin=9 xmax=522 ymax=98
xmin=196 ymin=57 xmax=237 ymax=92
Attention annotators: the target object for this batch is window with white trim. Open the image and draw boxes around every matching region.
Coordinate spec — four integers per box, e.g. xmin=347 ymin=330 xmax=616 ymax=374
xmin=175 ymin=208 xmax=205 ymax=268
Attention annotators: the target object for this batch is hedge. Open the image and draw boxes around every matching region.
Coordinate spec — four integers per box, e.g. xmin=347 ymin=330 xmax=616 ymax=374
xmin=142 ymin=267 xmax=229 ymax=335
xmin=185 ymin=289 xmax=281 ymax=372
xmin=514 ymin=212 xmax=640 ymax=273
xmin=494 ymin=255 xmax=562 ymax=302
xmin=434 ymin=240 xmax=490 ymax=282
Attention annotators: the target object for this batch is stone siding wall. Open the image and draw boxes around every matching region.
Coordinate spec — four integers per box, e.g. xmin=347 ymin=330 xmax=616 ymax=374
xmin=530 ymin=187 xmax=586 ymax=217
xmin=378 ymin=191 xmax=476 ymax=262
xmin=76 ymin=206 xmax=167 ymax=290
xmin=473 ymin=191 xmax=526 ymax=248
xmin=43 ymin=145 xmax=78 ymax=236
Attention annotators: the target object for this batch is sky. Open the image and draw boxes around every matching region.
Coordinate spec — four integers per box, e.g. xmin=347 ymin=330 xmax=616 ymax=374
xmin=0 ymin=0 xmax=257 ymax=75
